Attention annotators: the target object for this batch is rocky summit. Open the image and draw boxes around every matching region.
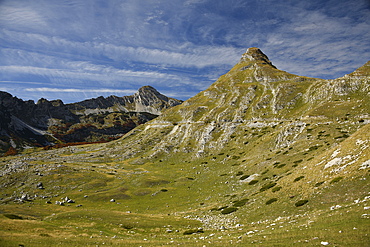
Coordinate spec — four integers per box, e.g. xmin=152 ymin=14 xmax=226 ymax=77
xmin=0 ymin=86 xmax=182 ymax=154
xmin=0 ymin=48 xmax=369 ymax=246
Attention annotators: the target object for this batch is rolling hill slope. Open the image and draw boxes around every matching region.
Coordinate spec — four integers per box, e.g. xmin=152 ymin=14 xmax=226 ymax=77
xmin=0 ymin=48 xmax=369 ymax=246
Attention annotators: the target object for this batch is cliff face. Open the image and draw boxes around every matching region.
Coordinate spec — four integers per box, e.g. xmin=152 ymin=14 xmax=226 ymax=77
xmin=0 ymin=86 xmax=182 ymax=153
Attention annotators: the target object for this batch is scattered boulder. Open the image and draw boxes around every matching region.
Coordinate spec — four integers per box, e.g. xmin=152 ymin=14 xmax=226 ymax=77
xmin=64 ymin=197 xmax=75 ymax=203
xmin=37 ymin=182 xmax=44 ymax=189
xmin=55 ymin=201 xmax=65 ymax=206
xmin=19 ymin=193 xmax=31 ymax=202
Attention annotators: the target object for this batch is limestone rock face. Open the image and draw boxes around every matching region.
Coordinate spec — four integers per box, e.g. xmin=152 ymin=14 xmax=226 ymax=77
xmin=69 ymin=85 xmax=182 ymax=116
xmin=240 ymin=47 xmax=276 ymax=68
xmin=0 ymin=86 xmax=182 ymax=153
xmin=107 ymin=48 xmax=369 ymax=159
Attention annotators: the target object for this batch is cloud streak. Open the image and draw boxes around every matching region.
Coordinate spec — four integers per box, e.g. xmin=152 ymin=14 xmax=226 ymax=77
xmin=0 ymin=0 xmax=369 ymax=103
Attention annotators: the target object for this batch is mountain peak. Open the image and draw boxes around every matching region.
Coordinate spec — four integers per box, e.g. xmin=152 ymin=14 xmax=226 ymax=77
xmin=137 ymin=85 xmax=160 ymax=95
xmin=240 ymin=47 xmax=276 ymax=68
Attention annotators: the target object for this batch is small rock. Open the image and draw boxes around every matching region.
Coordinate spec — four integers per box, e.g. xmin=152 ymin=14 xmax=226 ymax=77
xmin=55 ymin=201 xmax=65 ymax=206
xmin=321 ymin=241 xmax=330 ymax=245
xmin=20 ymin=194 xmax=31 ymax=201
xmin=110 ymin=199 xmax=115 ymax=202
xmin=37 ymin=182 xmax=44 ymax=189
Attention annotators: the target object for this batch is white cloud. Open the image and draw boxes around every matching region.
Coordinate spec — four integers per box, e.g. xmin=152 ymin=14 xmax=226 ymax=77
xmin=1 ymin=0 xmax=369 ymax=103
xmin=0 ymin=4 xmax=48 ymax=30
xmin=0 ymin=28 xmax=242 ymax=69
xmin=0 ymin=64 xmax=182 ymax=85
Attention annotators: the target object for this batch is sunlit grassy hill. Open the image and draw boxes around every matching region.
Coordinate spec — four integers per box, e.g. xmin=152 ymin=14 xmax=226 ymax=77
xmin=0 ymin=48 xmax=369 ymax=246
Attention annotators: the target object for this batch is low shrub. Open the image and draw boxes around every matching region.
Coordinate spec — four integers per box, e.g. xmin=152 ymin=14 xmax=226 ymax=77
xmin=248 ymin=180 xmax=259 ymax=185
xmin=233 ymin=198 xmax=249 ymax=207
xmin=308 ymin=145 xmax=323 ymax=151
xmin=121 ymin=224 xmax=134 ymax=230
xmin=273 ymin=161 xmax=280 ymax=166
xmin=261 ymin=169 xmax=269 ymax=175
xmin=3 ymin=214 xmax=23 ymax=220
xmin=183 ymin=229 xmax=204 ymax=235
xmin=272 ymin=186 xmax=282 ymax=192
xmin=294 ymin=176 xmax=305 ymax=182
xmin=221 ymin=207 xmax=238 ymax=214
xmin=330 ymin=177 xmax=343 ymax=184
xmin=314 ymin=181 xmax=325 ymax=187
xmin=260 ymin=182 xmax=277 ymax=192
xmin=295 ymin=200 xmax=309 ymax=207
xmin=266 ymin=198 xmax=278 ymax=205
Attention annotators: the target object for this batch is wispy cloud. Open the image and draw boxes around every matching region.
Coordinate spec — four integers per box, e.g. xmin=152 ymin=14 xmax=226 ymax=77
xmin=0 ymin=4 xmax=48 ymax=30
xmin=0 ymin=29 xmax=242 ymax=69
xmin=0 ymin=0 xmax=369 ymax=103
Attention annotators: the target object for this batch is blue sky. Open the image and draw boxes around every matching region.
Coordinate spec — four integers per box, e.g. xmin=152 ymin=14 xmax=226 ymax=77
xmin=0 ymin=0 xmax=369 ymax=103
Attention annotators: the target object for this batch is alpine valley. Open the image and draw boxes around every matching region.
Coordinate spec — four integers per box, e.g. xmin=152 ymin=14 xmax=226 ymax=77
xmin=0 ymin=48 xmax=369 ymax=246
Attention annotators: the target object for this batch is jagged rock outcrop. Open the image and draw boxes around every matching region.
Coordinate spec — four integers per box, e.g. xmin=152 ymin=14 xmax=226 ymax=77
xmin=0 ymin=86 xmax=182 ymax=153
xmin=71 ymin=86 xmax=181 ymax=116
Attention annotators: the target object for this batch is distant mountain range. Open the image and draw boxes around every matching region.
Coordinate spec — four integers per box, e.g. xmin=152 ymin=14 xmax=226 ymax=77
xmin=0 ymin=86 xmax=182 ymax=154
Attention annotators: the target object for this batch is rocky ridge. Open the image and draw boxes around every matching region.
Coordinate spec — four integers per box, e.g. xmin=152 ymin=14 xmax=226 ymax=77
xmin=0 ymin=86 xmax=182 ymax=153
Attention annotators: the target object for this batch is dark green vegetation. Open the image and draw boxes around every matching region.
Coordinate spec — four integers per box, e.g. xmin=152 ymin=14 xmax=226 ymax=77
xmin=1 ymin=48 xmax=369 ymax=246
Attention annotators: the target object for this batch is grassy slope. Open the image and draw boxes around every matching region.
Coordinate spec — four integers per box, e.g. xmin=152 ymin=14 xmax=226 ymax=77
xmin=0 ymin=57 xmax=369 ymax=246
